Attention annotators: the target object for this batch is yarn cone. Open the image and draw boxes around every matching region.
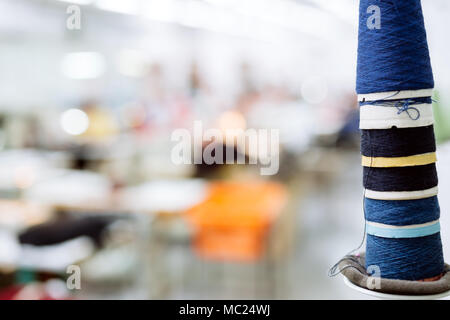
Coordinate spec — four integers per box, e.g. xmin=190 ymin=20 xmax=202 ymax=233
xmin=357 ymin=0 xmax=444 ymax=280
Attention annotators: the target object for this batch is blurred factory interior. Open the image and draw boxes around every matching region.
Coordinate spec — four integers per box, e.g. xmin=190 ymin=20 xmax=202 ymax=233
xmin=1 ymin=0 xmax=450 ymax=299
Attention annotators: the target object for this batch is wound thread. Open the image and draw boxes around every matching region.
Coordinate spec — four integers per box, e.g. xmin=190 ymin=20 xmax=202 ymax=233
xmin=363 ymin=164 xmax=438 ymax=192
xmin=365 ymin=196 xmax=440 ymax=226
xmin=356 ymin=0 xmax=434 ymax=93
xmin=361 ymin=126 xmax=436 ymax=158
xmin=361 ymin=152 xmax=436 ymax=168
xmin=365 ymin=233 xmax=444 ymax=281
xmin=357 ymin=0 xmax=444 ymax=281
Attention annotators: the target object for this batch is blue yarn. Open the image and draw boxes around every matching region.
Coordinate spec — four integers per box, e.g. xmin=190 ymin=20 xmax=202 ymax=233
xmin=361 ymin=125 xmax=436 ymax=158
xmin=360 ymin=97 xmax=432 ymax=121
xmin=359 ymin=97 xmax=432 ymax=106
xmin=358 ymin=0 xmax=445 ymax=280
xmin=356 ymin=0 xmax=434 ymax=94
xmin=363 ymin=164 xmax=438 ymax=192
xmin=365 ymin=197 xmax=440 ymax=226
xmin=366 ymin=233 xmax=444 ymax=280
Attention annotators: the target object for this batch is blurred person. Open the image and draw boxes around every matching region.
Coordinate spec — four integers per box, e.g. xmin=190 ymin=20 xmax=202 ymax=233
xmin=189 ymin=61 xmax=208 ymax=98
xmin=137 ymin=63 xmax=191 ymax=136
xmin=235 ymin=62 xmax=261 ymax=115
xmin=187 ymin=61 xmax=224 ymax=126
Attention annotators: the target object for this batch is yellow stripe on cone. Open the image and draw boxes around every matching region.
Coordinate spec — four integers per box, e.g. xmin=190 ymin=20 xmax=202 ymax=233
xmin=362 ymin=152 xmax=436 ymax=168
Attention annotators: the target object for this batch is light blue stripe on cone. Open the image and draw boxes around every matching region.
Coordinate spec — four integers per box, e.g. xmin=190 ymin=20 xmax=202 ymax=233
xmin=366 ymin=221 xmax=440 ymax=239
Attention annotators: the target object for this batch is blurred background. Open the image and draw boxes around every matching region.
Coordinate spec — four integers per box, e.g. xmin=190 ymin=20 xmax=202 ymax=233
xmin=1 ymin=0 xmax=450 ymax=300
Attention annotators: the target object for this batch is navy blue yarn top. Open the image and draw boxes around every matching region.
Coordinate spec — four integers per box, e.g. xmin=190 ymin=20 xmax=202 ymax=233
xmin=356 ymin=0 xmax=434 ymax=94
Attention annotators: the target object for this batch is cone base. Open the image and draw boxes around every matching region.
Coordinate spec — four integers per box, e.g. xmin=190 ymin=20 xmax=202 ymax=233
xmin=343 ymin=277 xmax=450 ymax=300
xmin=338 ymin=253 xmax=450 ymax=297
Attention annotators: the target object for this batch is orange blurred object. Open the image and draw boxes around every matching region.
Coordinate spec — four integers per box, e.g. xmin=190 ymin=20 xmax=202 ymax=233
xmin=185 ymin=181 xmax=287 ymax=262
